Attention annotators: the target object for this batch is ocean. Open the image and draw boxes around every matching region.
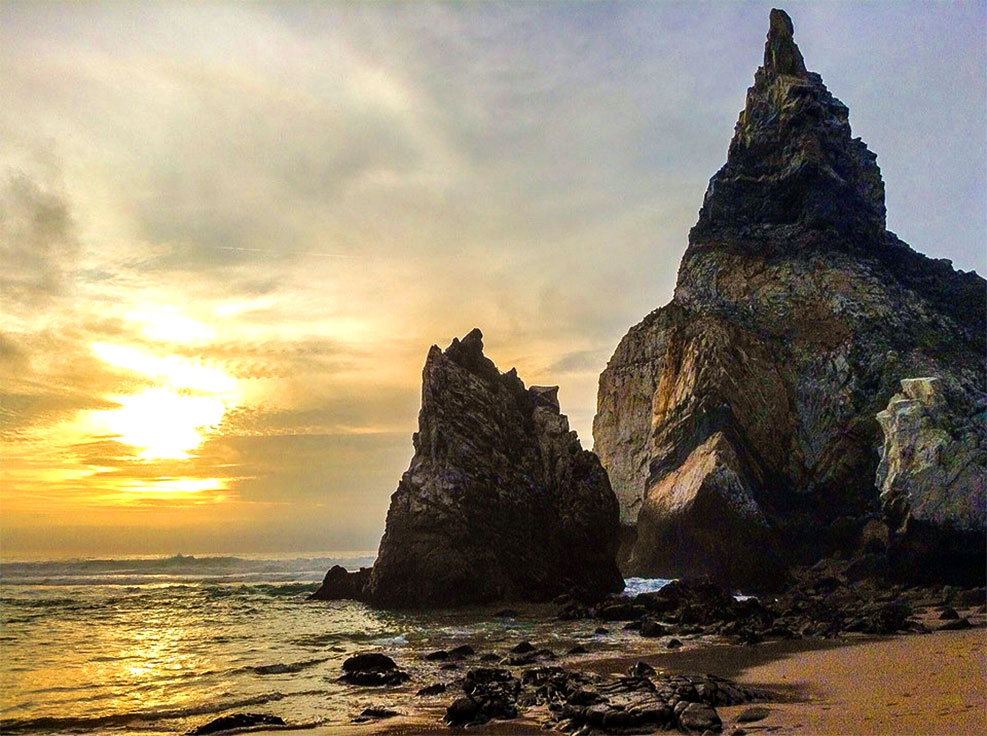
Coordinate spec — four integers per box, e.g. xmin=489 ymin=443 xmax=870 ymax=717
xmin=0 ymin=554 xmax=669 ymax=734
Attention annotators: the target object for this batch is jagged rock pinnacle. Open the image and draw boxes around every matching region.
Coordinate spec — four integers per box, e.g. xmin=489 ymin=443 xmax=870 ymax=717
xmin=764 ymin=9 xmax=807 ymax=77
xmin=690 ymin=8 xmax=886 ymax=245
xmin=368 ymin=329 xmax=622 ymax=606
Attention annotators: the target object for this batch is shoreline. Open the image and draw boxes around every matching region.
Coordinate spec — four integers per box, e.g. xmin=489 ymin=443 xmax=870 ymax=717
xmin=251 ymin=626 xmax=986 ymax=735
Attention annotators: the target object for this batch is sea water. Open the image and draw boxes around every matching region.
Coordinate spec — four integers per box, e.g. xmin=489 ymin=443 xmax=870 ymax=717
xmin=0 ymin=554 xmax=670 ymax=734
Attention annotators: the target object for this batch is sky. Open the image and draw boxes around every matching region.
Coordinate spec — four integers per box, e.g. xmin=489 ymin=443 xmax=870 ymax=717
xmin=1 ymin=1 xmax=984 ymax=559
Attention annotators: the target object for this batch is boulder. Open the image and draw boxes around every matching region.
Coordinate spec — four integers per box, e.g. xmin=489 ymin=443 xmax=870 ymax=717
xmin=187 ymin=713 xmax=286 ymax=735
xmin=310 ymin=565 xmax=371 ymax=601
xmin=417 ymin=683 xmax=447 ymax=696
xmin=593 ymin=9 xmax=985 ymax=589
xmin=339 ymin=653 xmax=410 ymax=687
xmin=736 ymin=706 xmax=772 ymax=723
xmin=367 ymin=328 xmax=622 ymax=607
xmin=678 ymin=701 xmax=722 ymax=732
xmin=876 ymin=377 xmax=987 ymax=585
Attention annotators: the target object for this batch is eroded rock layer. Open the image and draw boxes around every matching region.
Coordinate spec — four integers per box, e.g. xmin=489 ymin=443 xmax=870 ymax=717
xmin=367 ymin=329 xmax=623 ymax=607
xmin=594 ymin=9 xmax=986 ymax=588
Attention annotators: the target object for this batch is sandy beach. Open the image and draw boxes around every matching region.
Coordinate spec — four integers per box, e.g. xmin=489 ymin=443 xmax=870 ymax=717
xmin=256 ymin=627 xmax=986 ymax=736
xmin=715 ymin=628 xmax=987 ymax=735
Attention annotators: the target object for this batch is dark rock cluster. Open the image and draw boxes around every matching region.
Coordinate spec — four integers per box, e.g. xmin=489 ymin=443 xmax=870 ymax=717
xmin=442 ymin=663 xmax=765 ymax=733
xmin=332 ymin=568 xmax=983 ymax=731
xmin=565 ymin=564 xmax=986 ymax=646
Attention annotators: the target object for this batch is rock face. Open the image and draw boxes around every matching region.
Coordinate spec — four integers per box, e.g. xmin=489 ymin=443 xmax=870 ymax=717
xmin=877 ymin=377 xmax=987 ymax=583
xmin=367 ymin=328 xmax=623 ymax=607
xmin=594 ymin=9 xmax=986 ymax=588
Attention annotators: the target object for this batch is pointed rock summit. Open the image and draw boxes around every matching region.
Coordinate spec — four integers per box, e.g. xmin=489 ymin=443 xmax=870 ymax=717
xmin=763 ymin=8 xmax=806 ymax=77
xmin=316 ymin=329 xmax=623 ymax=607
xmin=694 ymin=8 xmax=884 ymax=245
xmin=594 ymin=10 xmax=985 ymax=589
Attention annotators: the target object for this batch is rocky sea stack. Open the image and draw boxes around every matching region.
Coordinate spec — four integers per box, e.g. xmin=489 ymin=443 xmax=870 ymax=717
xmin=316 ymin=328 xmax=623 ymax=607
xmin=594 ymin=9 xmax=986 ymax=589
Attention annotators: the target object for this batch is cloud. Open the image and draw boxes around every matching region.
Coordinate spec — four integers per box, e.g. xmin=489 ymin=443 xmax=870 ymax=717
xmin=0 ymin=171 xmax=78 ymax=307
xmin=0 ymin=1 xmax=983 ymax=555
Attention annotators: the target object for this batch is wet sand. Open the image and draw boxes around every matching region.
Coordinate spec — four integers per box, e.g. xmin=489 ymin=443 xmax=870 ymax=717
xmin=255 ymin=627 xmax=986 ymax=735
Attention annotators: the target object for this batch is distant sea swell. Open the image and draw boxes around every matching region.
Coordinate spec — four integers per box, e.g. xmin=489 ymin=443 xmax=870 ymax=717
xmin=0 ymin=552 xmax=375 ymax=587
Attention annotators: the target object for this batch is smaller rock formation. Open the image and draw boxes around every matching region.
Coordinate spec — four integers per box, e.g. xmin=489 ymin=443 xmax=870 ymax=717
xmin=366 ymin=329 xmax=623 ymax=607
xmin=310 ymin=565 xmax=371 ymax=601
xmin=877 ymin=377 xmax=986 ymax=584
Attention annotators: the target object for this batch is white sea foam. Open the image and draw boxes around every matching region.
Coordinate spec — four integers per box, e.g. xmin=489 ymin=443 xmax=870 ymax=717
xmin=371 ymin=635 xmax=409 ymax=646
xmin=622 ymin=577 xmax=673 ymax=597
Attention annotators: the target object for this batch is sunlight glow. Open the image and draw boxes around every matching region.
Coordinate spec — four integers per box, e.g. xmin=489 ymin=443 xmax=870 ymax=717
xmin=94 ymin=389 xmax=228 ymax=459
xmin=86 ymin=343 xmax=240 ymax=462
xmin=119 ymin=477 xmax=228 ymax=496
xmin=127 ymin=308 xmax=215 ymax=343
xmin=91 ymin=343 xmax=235 ymax=394
xmin=213 ymin=296 xmax=275 ymax=317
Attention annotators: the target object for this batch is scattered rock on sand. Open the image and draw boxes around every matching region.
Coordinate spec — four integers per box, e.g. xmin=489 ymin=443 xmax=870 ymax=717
xmin=736 ymin=705 xmax=772 ymax=723
xmin=641 ymin=618 xmax=668 ymax=637
xmin=445 ymin=668 xmax=520 ymax=726
xmin=439 ymin=661 xmax=766 ymax=733
xmin=936 ymin=617 xmax=972 ymax=631
xmin=353 ymin=707 xmax=400 ymax=722
xmin=677 ymin=701 xmax=722 ymax=732
xmin=187 ymin=713 xmax=286 ymax=735
xmin=417 ymin=682 xmax=447 ymax=696
xmin=340 ymin=653 xmax=410 ymax=686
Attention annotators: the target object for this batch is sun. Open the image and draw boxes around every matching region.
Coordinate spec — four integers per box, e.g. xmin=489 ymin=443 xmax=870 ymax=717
xmin=85 ymin=341 xmax=239 ymax=461
xmin=97 ymin=388 xmax=228 ymax=460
